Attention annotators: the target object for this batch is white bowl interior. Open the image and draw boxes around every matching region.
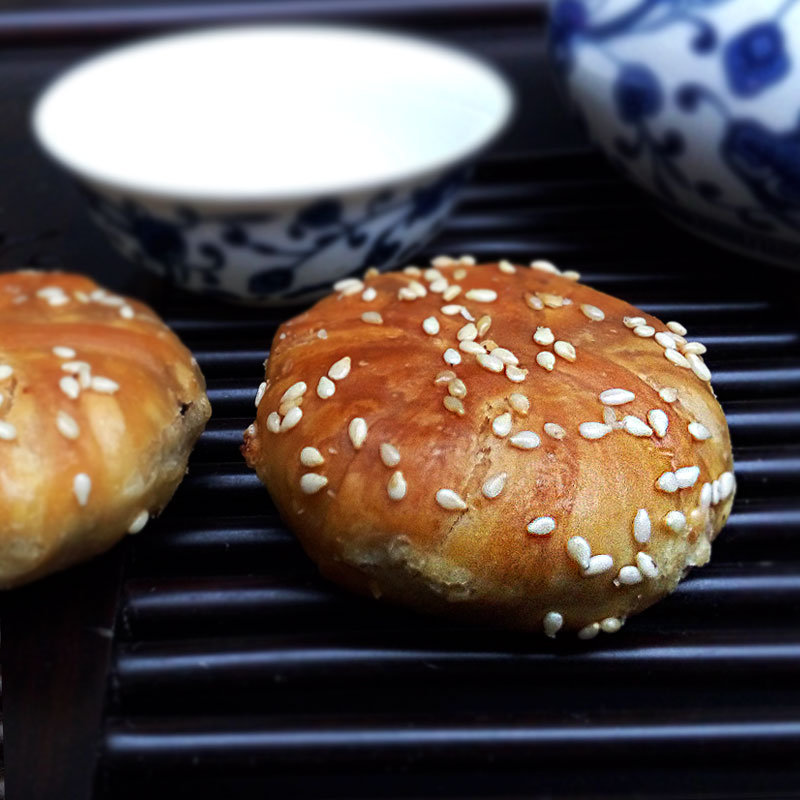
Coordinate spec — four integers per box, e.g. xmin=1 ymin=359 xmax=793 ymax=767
xmin=33 ymin=25 xmax=513 ymax=202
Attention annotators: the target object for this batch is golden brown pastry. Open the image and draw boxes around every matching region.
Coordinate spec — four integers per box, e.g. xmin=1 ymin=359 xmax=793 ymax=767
xmin=243 ymin=258 xmax=734 ymax=638
xmin=0 ymin=270 xmax=211 ymax=588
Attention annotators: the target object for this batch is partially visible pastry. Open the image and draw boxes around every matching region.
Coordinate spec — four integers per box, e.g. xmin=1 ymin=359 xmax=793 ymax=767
xmin=0 ymin=270 xmax=211 ymax=588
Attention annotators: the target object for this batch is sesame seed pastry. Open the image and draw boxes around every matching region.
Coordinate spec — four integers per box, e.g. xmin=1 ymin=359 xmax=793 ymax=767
xmin=0 ymin=271 xmax=211 ymax=588
xmin=243 ymin=257 xmax=735 ymax=639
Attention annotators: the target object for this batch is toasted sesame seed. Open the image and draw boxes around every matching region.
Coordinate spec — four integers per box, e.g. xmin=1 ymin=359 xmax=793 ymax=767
xmin=599 ymin=388 xmax=635 ymax=406
xmin=52 ymin=346 xmax=76 ymax=359
xmin=0 ymin=365 xmax=13 ymax=380
xmin=538 ymin=292 xmax=564 ymax=308
xmin=633 ymin=508 xmax=651 ymax=543
xmin=477 ymin=353 xmax=504 ymax=373
xmin=566 ymin=536 xmax=591 ymax=569
xmin=457 ymin=322 xmax=478 ymax=341
xmin=429 ymin=278 xmax=449 ymax=294
xmin=59 ymin=375 xmax=80 ymax=399
xmin=465 ymin=288 xmax=497 ymax=303
xmin=509 ymin=430 xmax=540 ymax=449
xmin=554 ymin=340 xmax=576 ymax=362
xmin=675 ymin=465 xmax=700 ymax=488
xmin=491 ymin=348 xmax=519 ymax=366
xmin=581 ymin=303 xmax=605 ymax=321
xmin=432 ymin=255 xmax=456 ymax=268
xmin=267 ymin=412 xmax=281 ymax=433
xmin=334 ymin=277 xmax=364 ymax=294
xmin=127 ymin=510 xmax=149 ymax=534
xmin=665 ymin=349 xmax=691 ymax=368
xmin=688 ymin=353 xmax=712 ymax=381
xmin=387 ymin=471 xmax=407 ymax=501
xmin=398 ymin=287 xmax=417 ymax=301
xmin=659 ymin=388 xmax=678 ymax=404
xmin=328 ymin=356 xmax=352 ymax=381
xmin=637 ymin=552 xmax=659 ymax=578
xmin=543 ymin=422 xmax=566 ymax=440
xmin=655 ymin=331 xmax=677 ymax=350
xmin=633 ymin=325 xmax=655 ymax=338
xmin=509 ymin=393 xmax=530 ymax=414
xmin=281 ymin=406 xmax=303 ymax=431
xmin=543 ymin=611 xmax=563 ymax=638
xmin=533 ymin=326 xmax=554 ymax=346
xmin=90 ymin=376 xmax=119 ymax=394
xmin=317 ymin=376 xmax=336 ymax=399
xmin=436 ymin=488 xmax=467 ymax=510
xmin=441 ymin=304 xmax=463 ymax=316
xmin=667 ymin=321 xmax=688 ymax=336
xmin=536 ymin=351 xmax=555 ymax=371
xmin=577 ymin=622 xmax=600 ymax=640
xmin=448 ymin=378 xmax=467 ymax=398
xmin=645 ymin=409 xmax=667 ymax=438
xmin=528 ymin=516 xmax=556 ymax=536
xmin=0 ymin=420 xmax=17 ymax=440
xmin=434 ymin=370 xmax=456 ymax=385
xmin=361 ymin=286 xmax=377 ymax=302
xmin=700 ymin=482 xmax=713 ymax=508
xmin=442 ymin=285 xmax=462 ymax=301
xmin=526 ymin=294 xmax=544 ymax=311
xmin=348 ymin=417 xmax=368 ymax=449
xmin=719 ymin=471 xmax=736 ymax=500
xmin=444 ymin=396 xmax=465 ymax=416
xmin=579 ymin=422 xmax=612 ymax=440
xmin=688 ymin=421 xmax=712 ymax=441
xmin=665 ymin=510 xmax=687 ymax=533
xmin=601 ymin=409 xmax=618 ymax=429
xmin=617 ymin=565 xmax=642 ymax=585
xmin=498 ymin=260 xmax=516 ymax=274
xmin=492 ymin=412 xmax=512 ymax=437
xmin=482 ymin=472 xmax=508 ymax=499
xmin=300 ymin=473 xmax=328 ymax=494
xmin=380 ymin=443 xmax=401 ymax=467
xmin=300 ymin=447 xmax=325 ymax=467
xmin=361 ymin=311 xmax=383 ymax=325
xmin=583 ymin=554 xmax=613 ymax=576
xmin=622 ymin=415 xmax=653 ymax=437
xmin=278 ymin=397 xmax=301 ymax=417
xmin=624 ymin=316 xmax=646 ymax=329
xmin=600 ymin=617 xmax=622 ymax=633
xmin=424 ymin=267 xmax=444 ymax=281
xmin=482 ymin=340 xmax=498 ymax=351
xmin=279 ymin=381 xmax=306 ymax=405
xmin=422 ymin=316 xmax=440 ymax=336
xmin=681 ymin=341 xmax=707 ymax=356
xmin=72 ymin=472 xmax=91 ymax=506
xmin=530 ymin=259 xmax=559 ymax=274
xmin=443 ymin=348 xmax=462 ymax=366
xmin=475 ymin=315 xmax=492 ymax=337
xmin=56 ymin=410 xmax=80 ymax=440
xmin=408 ymin=279 xmax=428 ymax=298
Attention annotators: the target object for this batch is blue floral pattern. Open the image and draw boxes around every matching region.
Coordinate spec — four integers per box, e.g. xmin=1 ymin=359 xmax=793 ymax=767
xmin=724 ymin=23 xmax=790 ymax=97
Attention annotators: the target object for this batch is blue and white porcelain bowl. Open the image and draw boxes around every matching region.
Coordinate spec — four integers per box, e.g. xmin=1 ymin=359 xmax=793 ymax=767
xmin=549 ymin=0 xmax=800 ymax=268
xmin=33 ymin=25 xmax=513 ymax=304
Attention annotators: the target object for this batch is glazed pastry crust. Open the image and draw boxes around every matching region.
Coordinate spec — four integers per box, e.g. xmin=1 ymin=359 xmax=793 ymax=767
xmin=0 ymin=271 xmax=211 ymax=588
xmin=243 ymin=260 xmax=734 ymax=637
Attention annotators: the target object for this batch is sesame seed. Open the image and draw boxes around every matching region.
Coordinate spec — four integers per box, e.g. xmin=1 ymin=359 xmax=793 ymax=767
xmin=408 ymin=279 xmax=427 ymax=298
xmin=538 ymin=292 xmax=564 ymax=308
xmin=424 ymin=268 xmax=444 ymax=281
xmin=422 ymin=316 xmax=440 ymax=335
xmin=457 ymin=322 xmax=478 ymax=341
xmin=667 ymin=321 xmax=688 ymax=336
xmin=675 ymin=465 xmax=700 ymax=488
xmin=633 ymin=325 xmax=655 ymax=338
xmin=380 ymin=443 xmax=401 ymax=467
xmin=637 ymin=552 xmax=659 ymax=578
xmin=465 ymin=288 xmax=497 ymax=303
xmin=600 ymin=617 xmax=622 ymax=633
xmin=688 ymin=353 xmax=712 ymax=381
xmin=482 ymin=340 xmax=498 ymax=352
xmin=566 ymin=536 xmax=591 ymax=570
xmin=448 ymin=378 xmax=467 ymax=399
xmin=436 ymin=488 xmax=467 ymax=511
xmin=700 ymin=482 xmax=713 ymax=508
xmin=602 ymin=407 xmax=618 ymax=426
xmin=441 ymin=304 xmax=463 ymax=316
xmin=528 ymin=516 xmax=556 ymax=536
xmin=334 ymin=277 xmax=364 ymax=295
xmin=505 ymin=363 xmax=525 ymax=383
xmin=617 ymin=565 xmax=643 ymax=585
xmin=647 ymin=409 xmax=668 ymax=438
xmin=624 ymin=316 xmax=646 ymax=329
xmin=563 ymin=270 xmax=581 ymax=281
xmin=656 ymin=471 xmax=679 ymax=492
xmin=536 ymin=351 xmax=555 ymax=371
xmin=476 ymin=315 xmax=492 ymax=337
xmin=443 ymin=396 xmax=465 ymax=416
xmin=52 ymin=346 xmax=76 ymax=359
xmin=633 ymin=508 xmax=651 ymax=543
xmin=543 ymin=611 xmax=563 ymax=638
xmin=59 ymin=376 xmax=80 ymax=399
xmin=578 ymin=623 xmax=600 ymax=640
xmin=127 ymin=510 xmax=149 ymax=534
xmin=682 ymin=341 xmax=707 ymax=356
xmin=434 ymin=370 xmax=456 ymax=385
xmin=90 ymin=376 xmax=119 ymax=394
xmin=0 ymin=364 xmax=13 ymax=380
xmin=361 ymin=286 xmax=377 ymax=302
xmin=316 ymin=376 xmax=336 ymax=399
xmin=432 ymin=254 xmax=456 ymax=267
xmin=665 ymin=349 xmax=691 ymax=368
xmin=462 ymin=308 xmax=477 ymax=322
xmin=688 ymin=421 xmax=711 ymax=441
xmin=73 ymin=472 xmax=91 ymax=506
xmin=498 ymin=260 xmax=516 ymax=274
xmin=526 ymin=294 xmax=544 ymax=311
xmin=583 ymin=554 xmax=613 ymax=576
xmin=348 ymin=417 xmax=368 ymax=449
xmin=533 ymin=326 xmax=554 ymax=346
xmin=530 ymin=259 xmax=559 ymax=274
xmin=719 ymin=471 xmax=736 ymax=500
xmin=442 ymin=285 xmax=462 ymax=301
xmin=300 ymin=447 xmax=325 ymax=467
xmin=554 ymin=340 xmax=576 ymax=362
xmin=665 ymin=510 xmax=687 ymax=533
xmin=56 ymin=411 xmax=80 ymax=440
xmin=491 ymin=347 xmax=519 ymax=366
xmin=443 ymin=348 xmax=462 ymax=366
xmin=429 ymin=278 xmax=449 ymax=294
xmin=280 ymin=406 xmax=303 ymax=431
xmin=543 ymin=422 xmax=566 ymax=440
xmin=670 ymin=333 xmax=688 ymax=345
xmin=267 ymin=412 xmax=281 ymax=433
xmin=317 ymin=329 xmax=328 ymax=339
xmin=712 ymin=479 xmax=721 ymax=504
xmin=492 ymin=412 xmax=512 ymax=437
xmin=328 ymin=356 xmax=352 ymax=381
xmin=300 ymin=473 xmax=328 ymax=494
xmin=398 ymin=287 xmax=417 ymax=301
xmin=482 ymin=472 xmax=508 ymax=499
xmin=579 ymin=422 xmax=612 ymax=440
xmin=509 ymin=430 xmax=540 ymax=449
xmin=458 ymin=254 xmax=476 ymax=265
xmin=622 ymin=415 xmax=653 ymax=437
xmin=387 ymin=471 xmax=407 ymax=500
xmin=477 ymin=353 xmax=504 ymax=373
xmin=0 ymin=420 xmax=17 ymax=440
xmin=659 ymin=387 xmax=678 ymax=403
xmin=280 ymin=381 xmax=306 ymax=405
xmin=655 ymin=331 xmax=677 ymax=350
xmin=581 ymin=303 xmax=605 ymax=321
xmin=361 ymin=311 xmax=383 ymax=325
xmin=509 ymin=393 xmax=530 ymax=414
xmin=599 ymin=388 xmax=635 ymax=406
xmin=120 ymin=304 xmax=135 ymax=319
